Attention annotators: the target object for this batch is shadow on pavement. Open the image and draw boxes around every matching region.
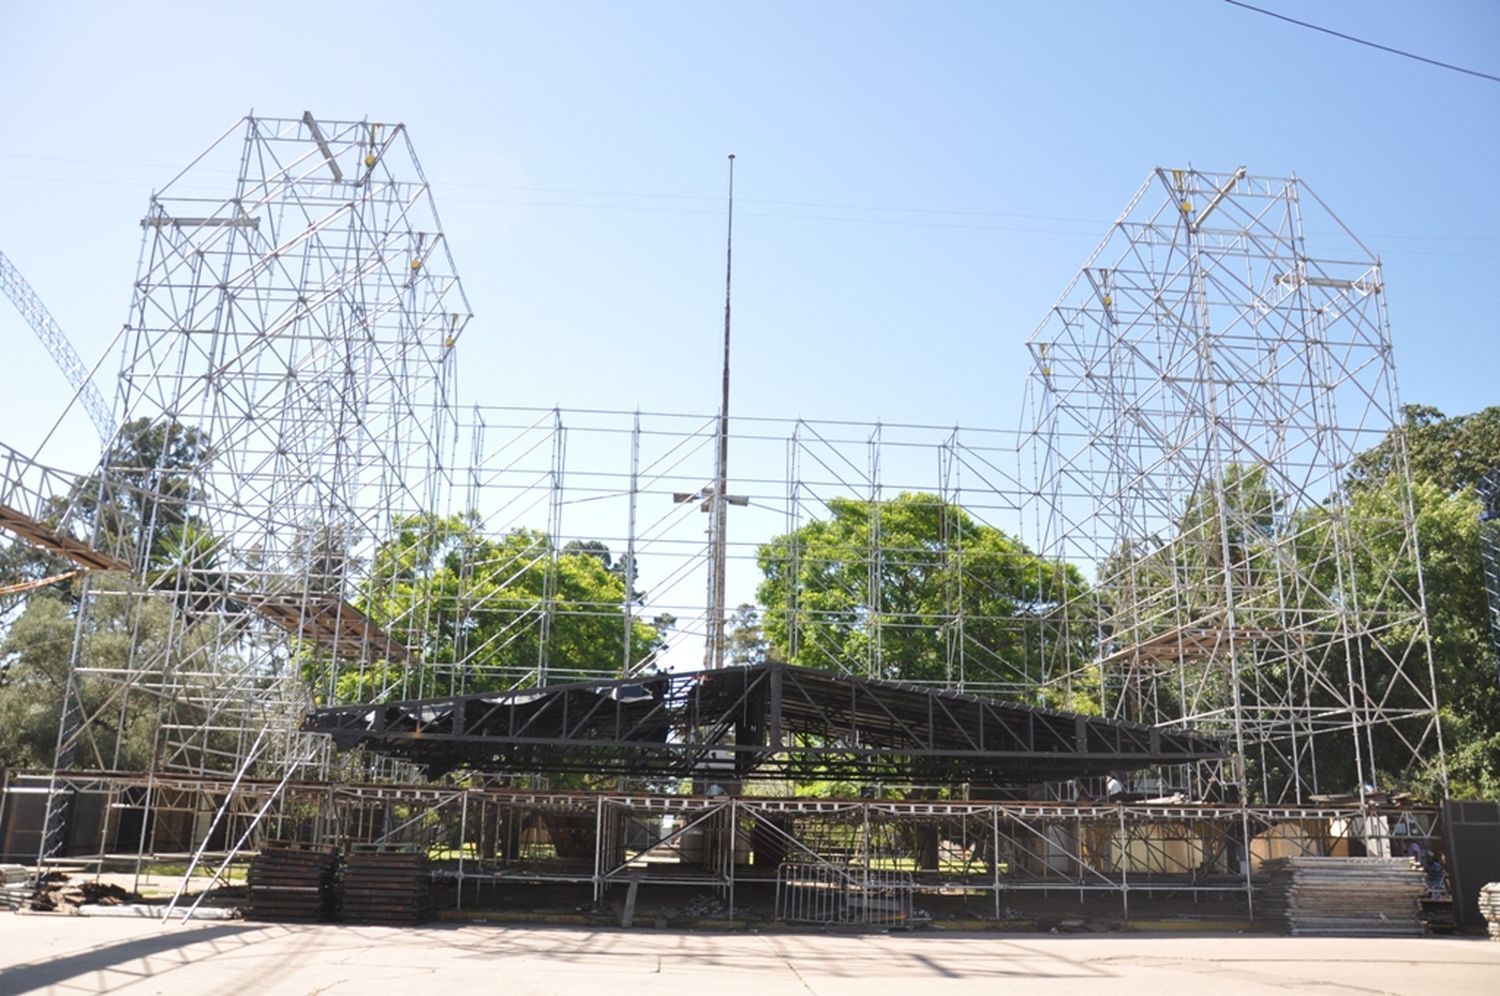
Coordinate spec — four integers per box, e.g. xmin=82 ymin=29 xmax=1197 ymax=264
xmin=0 ymin=923 xmax=262 ymax=993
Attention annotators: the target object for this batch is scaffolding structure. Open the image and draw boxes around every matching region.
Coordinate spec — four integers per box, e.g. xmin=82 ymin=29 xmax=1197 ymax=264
xmin=443 ymin=407 xmax=1040 ymax=694
xmin=1022 ymin=166 xmax=1442 ymax=805
xmin=11 ymin=114 xmax=474 ymax=867
xmin=0 ymin=141 xmax=1449 ymax=919
xmin=1 ymin=772 xmax=1443 ymax=924
xmin=1479 ymin=467 xmax=1500 ymax=687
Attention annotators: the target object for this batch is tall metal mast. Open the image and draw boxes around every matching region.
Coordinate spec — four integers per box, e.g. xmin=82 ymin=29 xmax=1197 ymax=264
xmin=707 ymin=154 xmax=736 ymax=670
xmin=1478 ymin=466 xmax=1500 ymax=690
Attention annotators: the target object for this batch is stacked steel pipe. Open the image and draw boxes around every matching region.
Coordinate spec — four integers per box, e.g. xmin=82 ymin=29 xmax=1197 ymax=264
xmin=1479 ymin=882 xmax=1500 ymax=940
xmin=244 ymin=842 xmax=339 ymax=922
xmin=339 ymin=848 xmax=433 ymax=925
xmin=1262 ymin=856 xmax=1424 ymax=935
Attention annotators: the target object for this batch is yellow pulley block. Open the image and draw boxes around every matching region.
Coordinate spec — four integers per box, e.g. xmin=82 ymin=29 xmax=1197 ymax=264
xmin=411 ymin=258 xmax=422 ymax=270
xmin=366 ymin=123 xmax=384 ymax=168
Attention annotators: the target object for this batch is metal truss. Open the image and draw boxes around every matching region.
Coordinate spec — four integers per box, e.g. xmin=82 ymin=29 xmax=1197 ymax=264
xmin=1022 ymin=166 xmax=1442 ymax=804
xmin=0 ymin=250 xmax=117 ymax=444
xmin=1478 ymin=466 xmax=1500 ymax=688
xmin=6 ymin=772 xmax=1442 ymax=923
xmin=440 ymin=408 xmax=1033 ymax=695
xmin=24 ymin=113 xmax=473 ymax=831
xmin=301 ymin=661 xmax=1221 ymax=785
xmin=2 ymin=113 xmax=1067 ymax=865
xmin=0 ymin=132 xmax=1448 ymax=871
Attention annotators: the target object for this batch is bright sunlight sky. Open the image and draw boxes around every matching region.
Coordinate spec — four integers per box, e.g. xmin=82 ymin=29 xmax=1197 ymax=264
xmin=2 ymin=0 xmax=1496 ymax=483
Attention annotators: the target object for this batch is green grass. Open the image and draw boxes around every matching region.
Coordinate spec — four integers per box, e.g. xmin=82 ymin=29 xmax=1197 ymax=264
xmin=130 ymin=861 xmax=248 ymax=883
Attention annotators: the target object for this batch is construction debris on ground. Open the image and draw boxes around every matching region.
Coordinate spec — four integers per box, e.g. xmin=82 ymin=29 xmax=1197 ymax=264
xmin=19 ymin=872 xmax=136 ymax=913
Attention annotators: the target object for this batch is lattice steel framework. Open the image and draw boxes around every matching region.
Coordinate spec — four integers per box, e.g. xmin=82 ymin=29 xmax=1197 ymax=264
xmin=306 ymin=407 xmax=1049 ymax=704
xmin=1022 ymin=166 xmax=1442 ymax=804
xmin=2 ymin=144 xmax=1452 ymax=875
xmin=1478 ymin=466 xmax=1500 ymax=688
xmin=42 ymin=114 xmax=472 ymax=819
xmin=7 ymin=771 xmax=1442 ymax=923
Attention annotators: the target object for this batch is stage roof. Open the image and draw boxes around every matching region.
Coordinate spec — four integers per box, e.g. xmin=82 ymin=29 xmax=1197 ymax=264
xmin=302 ymin=661 xmax=1222 ymax=787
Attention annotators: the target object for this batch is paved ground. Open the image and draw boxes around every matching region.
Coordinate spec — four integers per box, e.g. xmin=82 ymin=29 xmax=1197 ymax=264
xmin=1 ymin=913 xmax=1498 ymax=995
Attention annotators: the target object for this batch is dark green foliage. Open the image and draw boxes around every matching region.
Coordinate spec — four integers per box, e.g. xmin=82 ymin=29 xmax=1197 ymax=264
xmin=755 ymin=492 xmax=1089 ymax=688
xmin=0 ymin=417 xmax=216 ymax=771
xmin=1350 ymin=405 xmax=1500 ymax=798
xmin=76 ymin=417 xmax=212 ymax=566
xmin=725 ymin=602 xmax=769 ymax=667
xmin=0 ymin=590 xmax=166 ymax=771
xmin=1350 ymin=404 xmax=1500 ymax=497
xmin=313 ymin=512 xmax=664 ymax=703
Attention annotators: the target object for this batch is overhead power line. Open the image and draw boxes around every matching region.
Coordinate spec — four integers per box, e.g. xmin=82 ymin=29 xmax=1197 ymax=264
xmin=1224 ymin=0 xmax=1500 ymax=84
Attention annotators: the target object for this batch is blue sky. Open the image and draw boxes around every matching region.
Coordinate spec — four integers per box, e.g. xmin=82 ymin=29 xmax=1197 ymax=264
xmin=2 ymin=0 xmax=1496 ymax=472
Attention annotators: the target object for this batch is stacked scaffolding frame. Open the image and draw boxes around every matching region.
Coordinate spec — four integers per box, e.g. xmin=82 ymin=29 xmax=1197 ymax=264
xmin=0 ymin=137 xmax=1448 ymax=908
xmin=1022 ymin=166 xmax=1442 ymax=804
xmin=7 ymin=771 xmax=1442 ymax=923
xmin=3 ymin=114 xmax=475 ymax=868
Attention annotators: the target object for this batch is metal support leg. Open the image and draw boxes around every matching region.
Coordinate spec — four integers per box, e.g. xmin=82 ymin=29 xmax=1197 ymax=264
xmin=458 ymin=790 xmax=469 ymax=912
xmin=992 ymin=805 xmax=1001 ymax=920
xmin=592 ymin=796 xmax=604 ymax=903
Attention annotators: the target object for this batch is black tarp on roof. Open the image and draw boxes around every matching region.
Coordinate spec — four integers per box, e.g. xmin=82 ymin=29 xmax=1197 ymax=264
xmin=302 ymin=661 xmax=1221 ymax=787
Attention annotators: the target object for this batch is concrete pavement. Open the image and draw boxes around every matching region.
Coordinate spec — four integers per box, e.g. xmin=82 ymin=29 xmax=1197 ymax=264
xmin=1 ymin=913 xmax=1498 ymax=994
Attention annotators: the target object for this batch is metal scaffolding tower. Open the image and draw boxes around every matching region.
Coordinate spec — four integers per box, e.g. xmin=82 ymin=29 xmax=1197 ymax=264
xmin=0 ymin=140 xmax=1449 ymax=887
xmin=35 ymin=113 xmax=472 ymax=822
xmin=0 ymin=249 xmax=117 ymax=444
xmin=1022 ymin=166 xmax=1442 ymax=804
xmin=1478 ymin=466 xmax=1500 ymax=689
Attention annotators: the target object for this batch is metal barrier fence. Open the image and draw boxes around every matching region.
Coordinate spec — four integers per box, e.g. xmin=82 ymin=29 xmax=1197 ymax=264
xmin=775 ymin=862 xmax=913 ymax=926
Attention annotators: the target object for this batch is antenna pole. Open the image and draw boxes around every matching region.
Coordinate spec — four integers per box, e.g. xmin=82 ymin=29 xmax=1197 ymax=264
xmin=709 ymin=154 xmax=735 ymax=670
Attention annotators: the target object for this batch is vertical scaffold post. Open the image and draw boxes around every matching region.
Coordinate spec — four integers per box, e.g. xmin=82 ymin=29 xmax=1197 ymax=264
xmin=592 ymin=796 xmax=605 ymax=903
xmin=457 ymin=790 xmax=469 ymax=911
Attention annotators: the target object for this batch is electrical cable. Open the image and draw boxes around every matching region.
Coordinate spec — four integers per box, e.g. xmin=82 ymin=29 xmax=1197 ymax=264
xmin=1224 ymin=0 xmax=1500 ymax=84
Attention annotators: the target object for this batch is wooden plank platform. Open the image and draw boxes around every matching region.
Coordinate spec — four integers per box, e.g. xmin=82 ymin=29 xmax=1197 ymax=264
xmin=0 ymin=502 xmax=131 ymax=573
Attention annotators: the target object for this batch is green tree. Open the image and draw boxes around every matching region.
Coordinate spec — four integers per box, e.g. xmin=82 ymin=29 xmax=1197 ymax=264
xmin=725 ymin=602 xmax=769 ymax=667
xmin=1 ymin=418 xmax=209 ymax=616
xmin=1098 ymin=463 xmax=1287 ymax=637
xmin=1350 ymin=404 xmax=1500 ymax=495
xmin=1 ymin=417 xmax=220 ymax=771
xmin=0 ymin=589 xmax=171 ymax=771
xmin=756 ymin=492 xmax=1088 ymax=688
xmin=0 ymin=594 xmax=75 ymax=768
xmin=75 ymin=417 xmax=212 ymax=567
xmin=1343 ymin=405 xmax=1500 ymax=797
xmin=324 ymin=513 xmax=663 ymax=703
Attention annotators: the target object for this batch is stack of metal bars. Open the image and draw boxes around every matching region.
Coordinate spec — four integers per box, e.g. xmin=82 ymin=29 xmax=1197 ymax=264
xmin=244 ymin=842 xmax=339 ymax=922
xmin=1478 ymin=882 xmax=1500 ymax=940
xmin=340 ymin=847 xmax=433 ymax=925
xmin=1261 ymin=856 xmax=1425 ymax=935
xmin=0 ymin=864 xmax=31 ymax=911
